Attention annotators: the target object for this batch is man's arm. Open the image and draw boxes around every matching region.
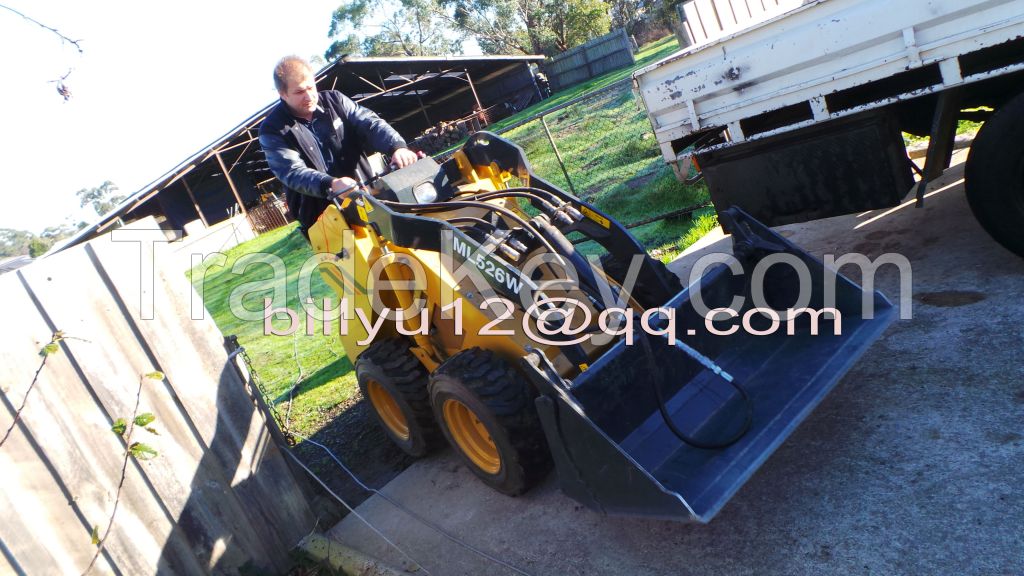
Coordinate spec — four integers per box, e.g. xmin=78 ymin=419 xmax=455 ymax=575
xmin=332 ymin=92 xmax=411 ymax=161
xmin=258 ymin=130 xmax=335 ymax=198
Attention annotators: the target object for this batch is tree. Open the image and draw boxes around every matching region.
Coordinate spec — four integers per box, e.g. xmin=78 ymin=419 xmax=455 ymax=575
xmin=41 ymin=220 xmax=86 ymax=241
xmin=76 ymin=181 xmax=124 ymax=217
xmin=28 ymin=237 xmax=51 ymax=258
xmin=445 ymin=0 xmax=549 ymax=55
xmin=607 ymin=0 xmax=653 ymax=35
xmin=440 ymin=0 xmax=611 ymax=56
xmin=0 ymin=228 xmax=34 ymax=257
xmin=0 ymin=219 xmax=86 ymax=258
xmin=548 ymin=0 xmax=611 ymax=52
xmin=325 ymin=0 xmax=462 ymax=60
xmin=326 ymin=0 xmax=613 ymax=61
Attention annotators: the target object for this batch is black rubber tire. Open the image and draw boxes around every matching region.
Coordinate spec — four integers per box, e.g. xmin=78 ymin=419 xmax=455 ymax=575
xmin=429 ymin=348 xmax=552 ymax=496
xmin=964 ymin=91 xmax=1024 ymax=258
xmin=355 ymin=339 xmax=442 ymax=458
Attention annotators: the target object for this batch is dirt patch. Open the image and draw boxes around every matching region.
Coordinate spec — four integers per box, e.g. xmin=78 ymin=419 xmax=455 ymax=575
xmin=913 ymin=290 xmax=987 ymax=307
xmin=623 ymin=169 xmax=662 ymax=191
xmin=293 ymin=393 xmax=415 ymax=520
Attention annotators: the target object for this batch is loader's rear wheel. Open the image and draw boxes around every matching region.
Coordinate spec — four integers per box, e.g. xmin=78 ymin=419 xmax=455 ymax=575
xmin=356 ymin=339 xmax=442 ymax=457
xmin=429 ymin=348 xmax=551 ymax=495
xmin=965 ymin=91 xmax=1024 ymax=258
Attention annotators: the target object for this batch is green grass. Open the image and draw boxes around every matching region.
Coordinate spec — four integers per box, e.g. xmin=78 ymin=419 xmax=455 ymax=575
xmin=487 ymin=36 xmax=683 ymax=133
xmin=497 ymin=36 xmax=715 ymax=262
xmin=187 ymin=224 xmax=358 ymax=437
xmin=902 ymin=118 xmax=985 ymax=147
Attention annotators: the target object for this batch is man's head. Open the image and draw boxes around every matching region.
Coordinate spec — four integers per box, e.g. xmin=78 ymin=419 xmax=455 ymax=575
xmin=274 ymin=56 xmax=318 ymax=120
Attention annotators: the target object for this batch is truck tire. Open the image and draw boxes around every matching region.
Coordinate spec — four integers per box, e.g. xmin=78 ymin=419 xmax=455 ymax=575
xmin=965 ymin=91 xmax=1024 ymax=257
xmin=356 ymin=339 xmax=442 ymax=457
xmin=429 ymin=348 xmax=552 ymax=495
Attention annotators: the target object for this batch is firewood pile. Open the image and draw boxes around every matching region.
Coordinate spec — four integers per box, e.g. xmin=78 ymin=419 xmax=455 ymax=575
xmin=410 ymin=118 xmax=478 ymax=155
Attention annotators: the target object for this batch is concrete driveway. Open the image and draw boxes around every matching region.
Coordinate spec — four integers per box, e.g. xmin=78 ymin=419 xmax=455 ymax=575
xmin=327 ymin=151 xmax=1024 ymax=575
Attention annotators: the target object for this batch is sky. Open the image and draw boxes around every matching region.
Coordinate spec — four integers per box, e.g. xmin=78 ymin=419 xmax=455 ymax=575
xmin=0 ymin=0 xmax=426 ymax=234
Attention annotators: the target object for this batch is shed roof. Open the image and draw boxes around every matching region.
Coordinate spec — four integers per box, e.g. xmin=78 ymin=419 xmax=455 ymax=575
xmin=55 ymin=54 xmax=544 ymax=253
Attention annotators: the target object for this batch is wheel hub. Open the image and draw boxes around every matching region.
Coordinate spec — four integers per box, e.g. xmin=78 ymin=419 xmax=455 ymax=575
xmin=366 ymin=379 xmax=410 ymax=440
xmin=443 ymin=399 xmax=501 ymax=474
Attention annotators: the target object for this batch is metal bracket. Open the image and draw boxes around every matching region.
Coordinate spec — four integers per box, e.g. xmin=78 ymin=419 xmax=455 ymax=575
xmin=903 ymin=28 xmax=923 ymax=69
xmin=915 ymin=87 xmax=963 ymax=207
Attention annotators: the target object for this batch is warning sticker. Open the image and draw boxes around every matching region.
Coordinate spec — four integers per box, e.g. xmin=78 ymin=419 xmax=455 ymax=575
xmin=581 ymin=206 xmax=611 ymax=228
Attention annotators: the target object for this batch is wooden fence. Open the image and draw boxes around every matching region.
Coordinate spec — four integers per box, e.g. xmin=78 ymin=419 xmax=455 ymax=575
xmin=544 ymin=28 xmax=636 ymax=92
xmin=0 ymin=224 xmax=315 ymax=574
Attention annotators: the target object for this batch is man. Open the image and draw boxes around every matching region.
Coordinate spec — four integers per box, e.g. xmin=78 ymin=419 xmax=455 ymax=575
xmin=259 ymin=56 xmax=418 ymax=235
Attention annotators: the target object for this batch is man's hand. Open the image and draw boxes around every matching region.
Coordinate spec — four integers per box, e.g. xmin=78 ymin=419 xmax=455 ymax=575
xmin=329 ymin=176 xmax=359 ymax=198
xmin=391 ymin=147 xmax=418 ymax=169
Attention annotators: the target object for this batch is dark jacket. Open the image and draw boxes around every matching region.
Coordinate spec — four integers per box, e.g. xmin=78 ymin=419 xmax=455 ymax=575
xmin=258 ymin=90 xmax=407 ymax=232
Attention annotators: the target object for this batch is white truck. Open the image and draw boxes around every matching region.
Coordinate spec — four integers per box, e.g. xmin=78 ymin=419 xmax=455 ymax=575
xmin=633 ymin=0 xmax=1024 ymax=256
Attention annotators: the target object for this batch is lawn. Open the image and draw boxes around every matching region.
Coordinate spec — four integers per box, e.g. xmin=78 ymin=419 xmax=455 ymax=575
xmin=501 ymin=80 xmax=715 ymax=262
xmin=187 ymin=223 xmax=358 ymax=437
xmin=487 ymin=35 xmax=683 ymax=133
xmin=489 ymin=35 xmax=717 ymax=262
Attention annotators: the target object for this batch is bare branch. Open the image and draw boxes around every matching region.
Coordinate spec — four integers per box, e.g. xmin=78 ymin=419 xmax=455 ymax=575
xmin=0 ymin=332 xmax=65 ymax=448
xmin=0 ymin=4 xmax=83 ymax=53
xmin=81 ymin=374 xmax=147 ymax=575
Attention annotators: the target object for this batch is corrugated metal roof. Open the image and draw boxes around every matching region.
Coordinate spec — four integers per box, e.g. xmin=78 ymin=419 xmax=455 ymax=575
xmin=0 ymin=255 xmax=33 ymax=274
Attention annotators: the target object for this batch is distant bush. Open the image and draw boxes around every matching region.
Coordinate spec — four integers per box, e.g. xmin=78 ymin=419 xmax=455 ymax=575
xmin=632 ymin=19 xmax=673 ymax=47
xmin=28 ymin=237 xmax=52 ymax=257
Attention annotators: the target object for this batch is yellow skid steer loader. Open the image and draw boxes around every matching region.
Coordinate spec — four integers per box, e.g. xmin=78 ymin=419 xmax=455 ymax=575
xmin=307 ymin=133 xmax=894 ymax=522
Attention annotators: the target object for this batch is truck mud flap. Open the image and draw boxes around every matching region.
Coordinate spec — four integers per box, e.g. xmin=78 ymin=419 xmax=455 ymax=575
xmin=697 ymin=110 xmax=913 ymax=228
xmin=525 ymin=207 xmax=896 ymax=522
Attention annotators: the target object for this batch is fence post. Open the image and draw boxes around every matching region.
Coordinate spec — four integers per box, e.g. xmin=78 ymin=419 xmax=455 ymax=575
xmin=540 ymin=115 xmax=577 ymax=195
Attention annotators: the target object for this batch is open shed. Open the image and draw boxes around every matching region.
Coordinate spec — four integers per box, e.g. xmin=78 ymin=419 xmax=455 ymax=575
xmin=59 ymin=54 xmax=545 ymax=248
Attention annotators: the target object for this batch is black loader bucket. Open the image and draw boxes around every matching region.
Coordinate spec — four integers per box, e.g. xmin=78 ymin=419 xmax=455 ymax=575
xmin=525 ymin=208 xmax=896 ymax=522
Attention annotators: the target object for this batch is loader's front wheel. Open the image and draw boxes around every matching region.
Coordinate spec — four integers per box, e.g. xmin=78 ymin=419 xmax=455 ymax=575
xmin=356 ymin=339 xmax=442 ymax=457
xmin=429 ymin=349 xmax=551 ymax=495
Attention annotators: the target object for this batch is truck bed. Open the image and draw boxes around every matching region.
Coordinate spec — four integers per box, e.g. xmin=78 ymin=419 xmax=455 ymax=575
xmin=635 ymin=0 xmax=1024 ymax=167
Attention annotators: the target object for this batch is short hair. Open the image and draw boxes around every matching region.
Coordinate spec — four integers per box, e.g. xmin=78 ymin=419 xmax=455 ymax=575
xmin=273 ymin=56 xmax=313 ymax=93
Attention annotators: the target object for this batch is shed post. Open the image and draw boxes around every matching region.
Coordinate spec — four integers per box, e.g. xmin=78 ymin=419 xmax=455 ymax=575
xmin=464 ymin=68 xmax=487 ymax=126
xmin=215 ymin=152 xmax=248 ymax=216
xmin=181 ymin=178 xmax=210 ymax=227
